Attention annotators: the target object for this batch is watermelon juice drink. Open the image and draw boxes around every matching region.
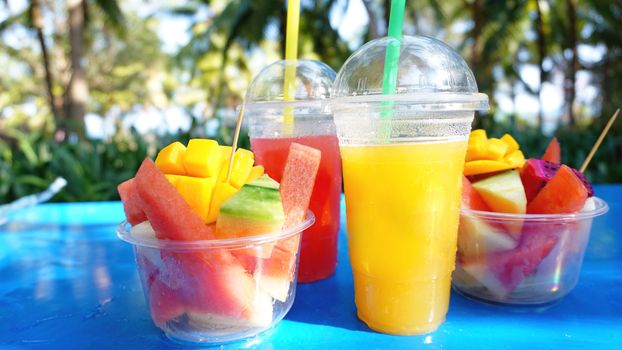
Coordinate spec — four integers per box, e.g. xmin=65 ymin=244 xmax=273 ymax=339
xmin=246 ymin=59 xmax=341 ymax=283
xmin=251 ymin=135 xmax=341 ymax=282
xmin=331 ymin=36 xmax=489 ymax=334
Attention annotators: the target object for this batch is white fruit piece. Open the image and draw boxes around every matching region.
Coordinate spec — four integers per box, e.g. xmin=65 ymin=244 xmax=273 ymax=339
xmin=459 ymin=261 xmax=510 ymax=299
xmin=472 ymin=170 xmax=527 ymax=214
xmin=458 ymin=216 xmax=518 ymax=259
xmin=130 ymin=221 xmax=156 ymax=239
xmin=187 ymin=288 xmax=274 ymax=330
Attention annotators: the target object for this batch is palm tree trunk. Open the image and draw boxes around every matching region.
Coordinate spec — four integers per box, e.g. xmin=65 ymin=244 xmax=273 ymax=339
xmin=66 ymin=0 xmax=88 ymax=138
xmin=535 ymin=0 xmax=546 ymax=131
xmin=565 ymin=0 xmax=578 ymax=125
xmin=470 ymin=0 xmax=484 ymax=73
xmin=32 ymin=0 xmax=63 ymax=128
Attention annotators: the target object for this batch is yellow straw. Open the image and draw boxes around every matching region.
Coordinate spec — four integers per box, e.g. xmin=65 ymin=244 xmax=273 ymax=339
xmin=283 ymin=0 xmax=300 ymax=131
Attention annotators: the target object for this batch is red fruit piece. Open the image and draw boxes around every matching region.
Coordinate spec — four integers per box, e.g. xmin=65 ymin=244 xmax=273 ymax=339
xmin=461 ymin=176 xmax=491 ymax=211
xmin=117 ymin=178 xmax=147 ymax=225
xmin=280 ymin=143 xmax=321 ymax=229
xmin=133 ymin=158 xmax=214 ymax=241
xmin=542 ymin=137 xmax=561 ymax=163
xmin=178 ymin=251 xmax=273 ymax=327
xmin=148 ymin=277 xmax=186 ymax=327
xmin=488 ymin=223 xmax=563 ymax=293
xmin=527 ymin=165 xmax=588 ymax=214
xmin=520 ymin=158 xmax=559 ymax=202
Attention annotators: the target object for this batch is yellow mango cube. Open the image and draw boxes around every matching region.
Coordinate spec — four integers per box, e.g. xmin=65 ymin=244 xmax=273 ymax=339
xmin=469 ymin=129 xmax=487 ymax=143
xmin=183 ymin=139 xmax=221 ymax=177
xmin=247 ymin=165 xmax=265 ymax=183
xmin=155 ymin=142 xmax=187 ymax=175
xmin=464 ymin=160 xmax=513 ymax=176
xmin=485 ymin=138 xmax=509 ymax=160
xmin=466 ymin=142 xmax=488 ymax=162
xmin=500 ymin=134 xmax=519 ymax=154
xmin=175 ymin=176 xmax=214 ymax=221
xmin=504 ymin=149 xmax=526 ymax=168
xmin=206 ymin=182 xmax=238 ymax=224
xmin=218 ymin=148 xmax=255 ymax=189
xmin=164 ymin=174 xmax=181 ymax=187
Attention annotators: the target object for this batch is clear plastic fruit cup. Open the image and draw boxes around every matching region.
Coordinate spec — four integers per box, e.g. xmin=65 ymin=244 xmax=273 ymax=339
xmin=453 ymin=197 xmax=608 ymax=305
xmin=117 ymin=212 xmax=314 ymax=345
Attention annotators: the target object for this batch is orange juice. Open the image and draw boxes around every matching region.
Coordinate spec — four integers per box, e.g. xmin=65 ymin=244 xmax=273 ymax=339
xmin=340 ymin=140 xmax=467 ymax=335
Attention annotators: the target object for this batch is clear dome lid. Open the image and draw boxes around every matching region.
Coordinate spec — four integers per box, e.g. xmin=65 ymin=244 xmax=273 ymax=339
xmin=246 ymin=59 xmax=336 ymax=107
xmin=332 ymin=35 xmax=489 ymax=110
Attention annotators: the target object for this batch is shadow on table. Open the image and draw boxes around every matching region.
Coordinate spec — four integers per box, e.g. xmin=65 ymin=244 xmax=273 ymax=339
xmin=284 ymin=272 xmax=375 ymax=333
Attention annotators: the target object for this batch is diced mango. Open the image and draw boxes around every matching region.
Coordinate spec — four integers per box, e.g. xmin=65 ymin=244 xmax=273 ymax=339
xmin=485 ymin=138 xmax=509 ymax=160
xmin=500 ymin=134 xmax=519 ymax=154
xmin=247 ymin=165 xmax=265 ymax=183
xmin=504 ymin=150 xmax=526 ymax=168
xmin=155 ymin=142 xmax=187 ymax=175
xmin=464 ymin=160 xmax=514 ymax=176
xmin=218 ymin=148 xmax=255 ymax=189
xmin=206 ymin=182 xmax=238 ymax=224
xmin=175 ymin=176 xmax=214 ymax=221
xmin=469 ymin=129 xmax=487 ymax=142
xmin=466 ymin=142 xmax=488 ymax=162
xmin=183 ymin=139 xmax=221 ymax=177
xmin=164 ymin=174 xmax=181 ymax=187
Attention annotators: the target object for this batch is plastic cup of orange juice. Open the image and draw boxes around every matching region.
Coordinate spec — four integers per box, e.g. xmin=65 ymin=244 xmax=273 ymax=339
xmin=331 ymin=35 xmax=489 ymax=335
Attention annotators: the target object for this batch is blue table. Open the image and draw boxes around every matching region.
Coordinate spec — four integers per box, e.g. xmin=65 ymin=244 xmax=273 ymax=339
xmin=1 ymin=185 xmax=621 ymax=349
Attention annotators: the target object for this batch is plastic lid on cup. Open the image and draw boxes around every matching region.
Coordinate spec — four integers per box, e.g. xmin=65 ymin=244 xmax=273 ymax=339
xmin=332 ymin=35 xmax=489 ymax=111
xmin=246 ymin=59 xmax=336 ymax=110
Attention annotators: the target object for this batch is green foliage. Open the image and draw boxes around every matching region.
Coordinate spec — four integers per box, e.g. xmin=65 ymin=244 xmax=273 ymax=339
xmin=0 ymin=128 xmax=152 ymax=202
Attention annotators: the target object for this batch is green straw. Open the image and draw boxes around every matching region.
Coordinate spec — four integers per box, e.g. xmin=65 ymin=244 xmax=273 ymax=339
xmin=379 ymin=0 xmax=405 ymax=139
xmin=381 ymin=0 xmax=406 ymax=96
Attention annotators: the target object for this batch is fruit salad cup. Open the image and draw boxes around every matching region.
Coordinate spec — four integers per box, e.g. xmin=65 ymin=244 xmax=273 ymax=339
xmin=453 ymin=197 xmax=608 ymax=304
xmin=117 ymin=212 xmax=314 ymax=345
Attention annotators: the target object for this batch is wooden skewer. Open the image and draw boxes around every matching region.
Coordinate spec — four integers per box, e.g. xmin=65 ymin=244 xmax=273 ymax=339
xmin=226 ymin=102 xmax=246 ymax=183
xmin=580 ymin=108 xmax=619 ymax=173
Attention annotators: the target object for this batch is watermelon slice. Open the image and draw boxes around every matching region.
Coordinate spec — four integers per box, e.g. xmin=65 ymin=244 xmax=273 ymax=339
xmin=461 ymin=222 xmax=563 ymax=296
xmin=117 ymin=178 xmax=147 ymax=225
xmin=232 ymin=244 xmax=297 ymax=302
xmin=133 ymin=158 xmax=214 ymax=241
xmin=280 ymin=143 xmax=321 ymax=229
xmin=541 ymin=137 xmax=561 ymax=163
xmin=527 ymin=165 xmax=588 ymax=214
xmin=148 ymin=276 xmax=186 ymax=327
xmin=178 ymin=251 xmax=273 ymax=327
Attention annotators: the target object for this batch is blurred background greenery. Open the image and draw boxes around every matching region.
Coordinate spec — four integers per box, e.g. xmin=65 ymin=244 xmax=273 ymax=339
xmin=0 ymin=0 xmax=620 ymax=202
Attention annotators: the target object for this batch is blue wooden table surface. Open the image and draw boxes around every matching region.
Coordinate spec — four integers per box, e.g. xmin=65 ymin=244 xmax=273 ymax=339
xmin=1 ymin=185 xmax=621 ymax=349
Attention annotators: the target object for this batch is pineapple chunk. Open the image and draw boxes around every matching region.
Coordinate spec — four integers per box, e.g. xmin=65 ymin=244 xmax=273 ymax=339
xmin=183 ymin=139 xmax=221 ymax=177
xmin=206 ymin=182 xmax=238 ymax=224
xmin=155 ymin=142 xmax=187 ymax=175
xmin=247 ymin=165 xmax=265 ymax=183
xmin=175 ymin=176 xmax=214 ymax=221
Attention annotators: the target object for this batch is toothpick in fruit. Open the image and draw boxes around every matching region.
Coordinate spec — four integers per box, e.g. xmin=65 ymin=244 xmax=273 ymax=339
xmin=579 ymin=108 xmax=619 ymax=173
xmin=226 ymin=102 xmax=246 ymax=183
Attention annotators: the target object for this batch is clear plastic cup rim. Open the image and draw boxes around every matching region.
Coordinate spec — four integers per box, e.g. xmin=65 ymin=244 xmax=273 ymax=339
xmin=460 ymin=197 xmax=608 ymax=222
xmin=330 ymin=92 xmax=490 ymax=111
xmin=116 ymin=211 xmax=315 ymax=251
